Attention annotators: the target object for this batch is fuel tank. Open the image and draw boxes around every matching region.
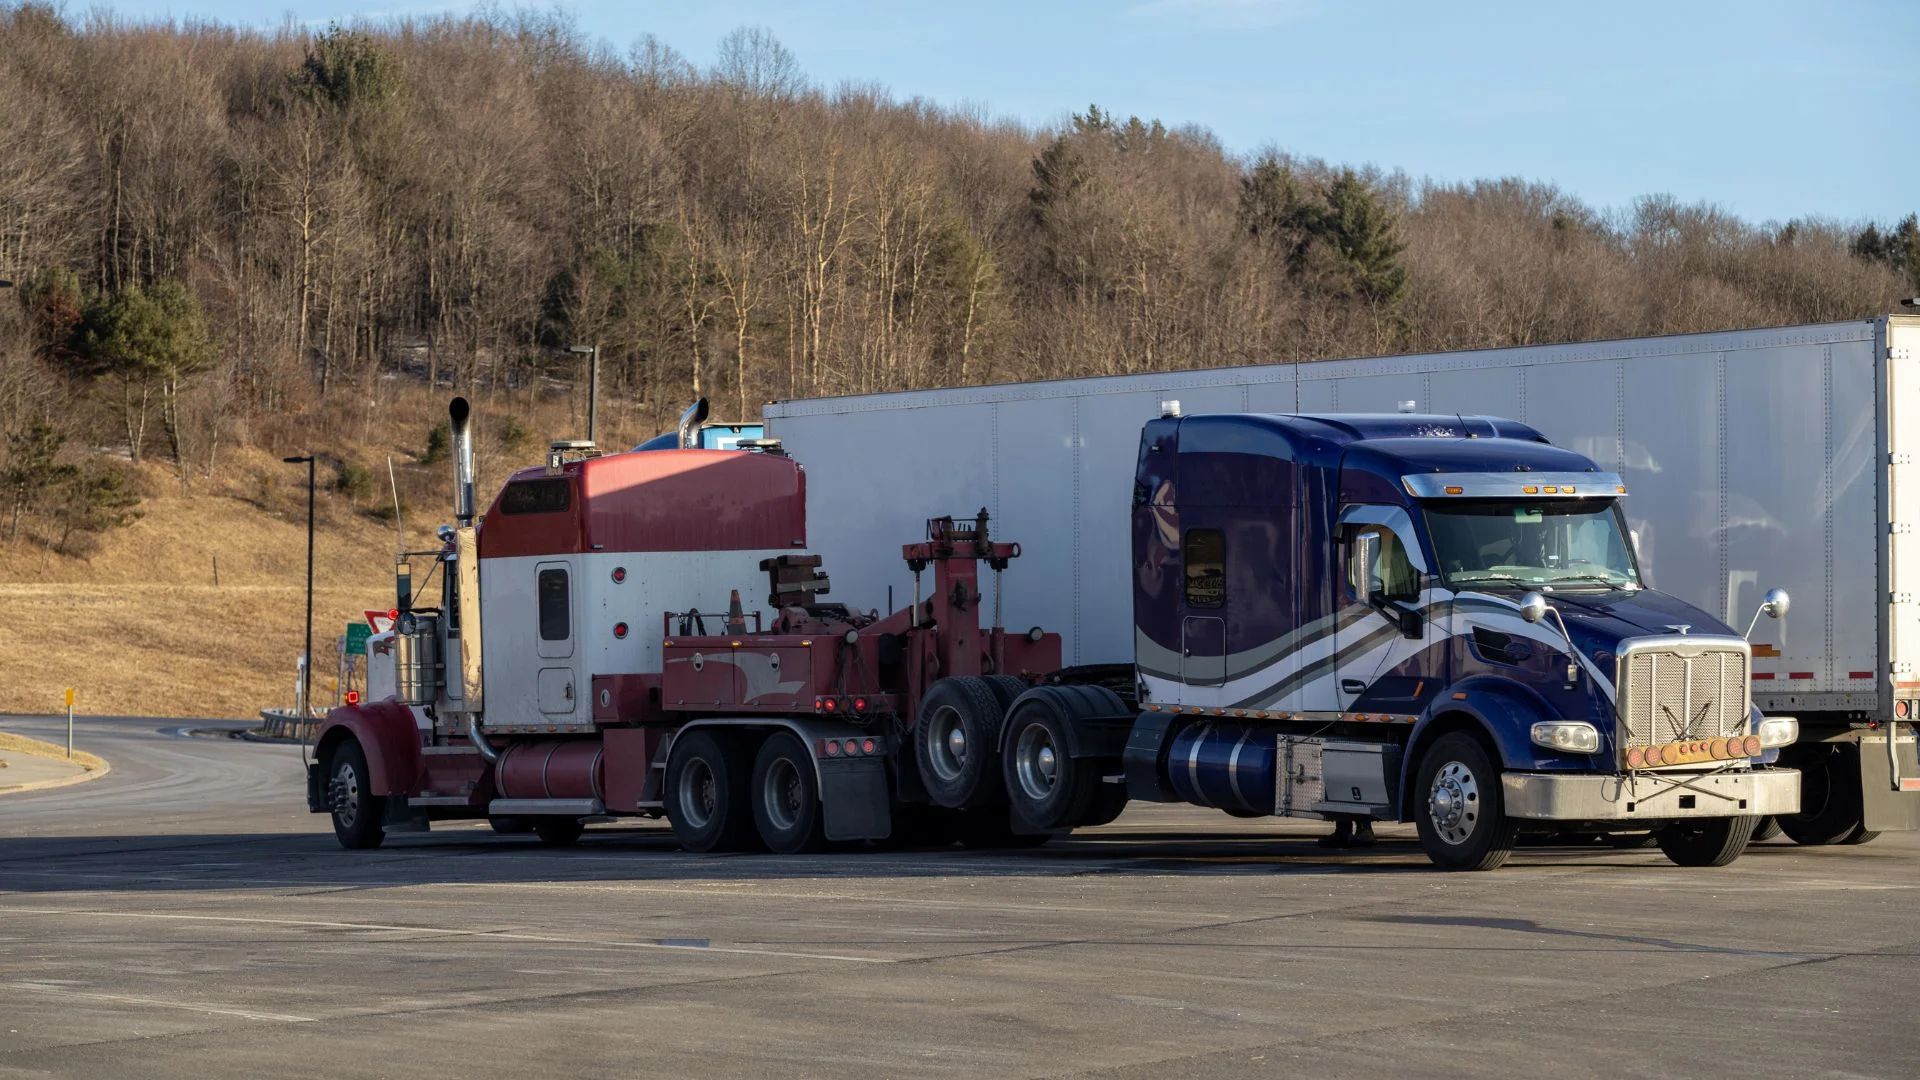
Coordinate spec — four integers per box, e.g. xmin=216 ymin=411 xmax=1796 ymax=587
xmin=494 ymin=739 xmax=606 ymax=802
xmin=1165 ymin=723 xmax=1275 ymax=815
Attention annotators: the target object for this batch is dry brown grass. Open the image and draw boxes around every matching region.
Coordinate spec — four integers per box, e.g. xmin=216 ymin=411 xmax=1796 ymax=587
xmin=0 ymin=729 xmax=108 ymax=771
xmin=0 ymin=388 xmax=687 ymax=721
xmin=0 ymin=457 xmax=422 ymax=720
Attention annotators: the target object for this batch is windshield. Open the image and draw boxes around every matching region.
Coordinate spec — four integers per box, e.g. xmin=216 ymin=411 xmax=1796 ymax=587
xmin=1422 ymin=499 xmax=1640 ymax=590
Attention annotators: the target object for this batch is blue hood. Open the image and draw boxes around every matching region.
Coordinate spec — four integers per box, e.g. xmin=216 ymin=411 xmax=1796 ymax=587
xmin=1545 ymin=588 xmax=1735 ymax=667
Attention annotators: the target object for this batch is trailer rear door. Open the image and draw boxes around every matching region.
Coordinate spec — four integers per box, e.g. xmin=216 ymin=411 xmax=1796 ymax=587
xmin=1871 ymin=316 xmax=1920 ymax=828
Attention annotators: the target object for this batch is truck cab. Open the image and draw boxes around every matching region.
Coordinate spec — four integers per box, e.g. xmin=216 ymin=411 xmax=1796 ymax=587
xmin=1123 ymin=411 xmax=1802 ymax=868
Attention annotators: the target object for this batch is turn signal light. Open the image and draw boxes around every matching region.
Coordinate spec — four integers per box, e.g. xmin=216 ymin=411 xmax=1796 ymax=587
xmin=1897 ymin=700 xmax=1912 ymax=719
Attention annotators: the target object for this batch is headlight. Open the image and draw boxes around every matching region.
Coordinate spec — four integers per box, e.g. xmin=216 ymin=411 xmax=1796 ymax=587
xmin=1757 ymin=716 xmax=1798 ymax=749
xmin=1531 ymin=721 xmax=1600 ymax=753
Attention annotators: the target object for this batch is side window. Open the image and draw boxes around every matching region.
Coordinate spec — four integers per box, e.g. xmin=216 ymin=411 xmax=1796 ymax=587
xmin=537 ymin=568 xmax=570 ymax=641
xmin=1347 ymin=525 xmax=1419 ymax=602
xmin=1183 ymin=528 xmax=1225 ymax=608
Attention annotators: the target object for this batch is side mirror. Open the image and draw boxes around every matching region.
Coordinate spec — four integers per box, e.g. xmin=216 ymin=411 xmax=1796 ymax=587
xmin=1745 ymin=587 xmax=1790 ymax=639
xmin=1519 ymin=592 xmax=1548 ymax=624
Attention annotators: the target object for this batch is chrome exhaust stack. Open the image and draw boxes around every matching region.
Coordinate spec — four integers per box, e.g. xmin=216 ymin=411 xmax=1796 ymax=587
xmin=677 ymin=398 xmax=710 ymax=449
xmin=450 ymin=397 xmax=477 ymax=526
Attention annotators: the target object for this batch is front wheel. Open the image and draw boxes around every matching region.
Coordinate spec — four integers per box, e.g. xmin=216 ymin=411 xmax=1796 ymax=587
xmin=751 ymin=733 xmax=827 ymax=854
xmin=1657 ymin=816 xmax=1758 ymax=867
xmin=328 ymin=740 xmax=386 ymax=850
xmin=1413 ymin=732 xmax=1518 ymax=871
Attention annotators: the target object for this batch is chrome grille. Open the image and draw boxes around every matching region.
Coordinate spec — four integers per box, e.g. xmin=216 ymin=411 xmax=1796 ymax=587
xmin=1614 ymin=638 xmax=1750 ymax=765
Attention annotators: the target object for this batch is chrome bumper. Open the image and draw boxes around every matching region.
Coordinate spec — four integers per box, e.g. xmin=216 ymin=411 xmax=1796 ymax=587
xmin=1502 ymin=768 xmax=1799 ymax=821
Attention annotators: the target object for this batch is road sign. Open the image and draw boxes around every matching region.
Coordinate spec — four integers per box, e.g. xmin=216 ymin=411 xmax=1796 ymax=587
xmin=364 ymin=610 xmax=396 ymax=634
xmin=345 ymin=623 xmax=372 ymax=656
xmin=64 ymin=687 xmax=74 ymax=708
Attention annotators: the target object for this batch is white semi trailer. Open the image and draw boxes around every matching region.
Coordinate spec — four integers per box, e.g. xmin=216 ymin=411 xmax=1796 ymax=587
xmin=767 ymin=314 xmax=1920 ymax=844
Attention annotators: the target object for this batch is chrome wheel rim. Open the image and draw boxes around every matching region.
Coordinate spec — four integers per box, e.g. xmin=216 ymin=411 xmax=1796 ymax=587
xmin=928 ymin=705 xmax=968 ymax=783
xmin=1428 ymin=760 xmax=1480 ymax=845
xmin=679 ymin=758 xmax=716 ymax=830
xmin=1014 ymin=723 xmax=1059 ymax=803
xmin=763 ymin=757 xmax=804 ymax=833
xmin=331 ymin=760 xmax=360 ymax=828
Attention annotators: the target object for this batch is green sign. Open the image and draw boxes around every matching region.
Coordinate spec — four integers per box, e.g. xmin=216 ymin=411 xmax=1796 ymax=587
xmin=345 ymin=623 xmax=372 ymax=656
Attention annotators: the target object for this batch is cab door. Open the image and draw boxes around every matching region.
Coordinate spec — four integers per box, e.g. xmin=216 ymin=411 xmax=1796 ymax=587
xmin=1326 ymin=505 xmax=1442 ymax=717
xmin=534 ymin=560 xmax=578 ymax=719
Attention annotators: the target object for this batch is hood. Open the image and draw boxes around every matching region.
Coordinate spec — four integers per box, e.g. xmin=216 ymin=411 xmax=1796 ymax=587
xmin=1546 ymin=588 xmax=1736 ymax=664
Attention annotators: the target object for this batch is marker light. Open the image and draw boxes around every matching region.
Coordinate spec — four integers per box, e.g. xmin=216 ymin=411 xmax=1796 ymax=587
xmin=1757 ymin=717 xmax=1798 ymax=749
xmin=612 ymin=567 xmax=627 ymax=583
xmin=824 ymin=740 xmax=840 ymax=756
xmin=613 ymin=622 xmax=628 ymax=639
xmin=344 ymin=690 xmax=361 ymax=705
xmin=1444 ymin=486 xmax=1464 ymax=495
xmin=1530 ymin=721 xmax=1600 ymax=753
xmin=862 ymin=738 xmax=876 ymax=754
xmin=1896 ymin=700 xmax=1911 ymax=719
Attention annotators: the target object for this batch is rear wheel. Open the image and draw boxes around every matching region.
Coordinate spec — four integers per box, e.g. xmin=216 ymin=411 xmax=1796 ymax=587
xmin=1078 ymin=782 xmax=1130 ymax=828
xmin=1002 ymin=702 xmax=1097 ymax=831
xmin=327 ymin=740 xmax=386 ymax=850
xmin=1657 ymin=816 xmax=1758 ymax=867
xmin=1842 ymin=823 xmax=1882 ymax=846
xmin=1777 ymin=743 xmax=1865 ymax=846
xmin=533 ymin=817 xmax=586 ymax=846
xmin=1750 ymin=816 xmax=1782 ymax=842
xmin=665 ymin=730 xmax=756 ymax=853
xmin=915 ymin=677 xmax=1008 ymax=809
xmin=1413 ymin=732 xmax=1518 ymax=871
xmin=752 ymin=733 xmax=827 ymax=854
xmin=489 ymin=815 xmax=535 ymax=835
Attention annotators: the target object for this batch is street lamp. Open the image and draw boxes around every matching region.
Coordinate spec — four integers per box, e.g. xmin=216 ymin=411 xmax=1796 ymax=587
xmin=568 ymin=344 xmax=600 ymax=446
xmin=283 ymin=454 xmax=316 ymax=723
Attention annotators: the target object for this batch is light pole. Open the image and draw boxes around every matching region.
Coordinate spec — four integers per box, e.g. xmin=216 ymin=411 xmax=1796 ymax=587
xmin=283 ymin=454 xmax=315 ymax=721
xmin=568 ymin=344 xmax=599 ymax=445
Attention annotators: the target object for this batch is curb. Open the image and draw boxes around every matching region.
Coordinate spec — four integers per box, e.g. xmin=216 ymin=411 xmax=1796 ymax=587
xmin=0 ymin=729 xmax=112 ymax=797
xmin=0 ymin=758 xmax=111 ymax=797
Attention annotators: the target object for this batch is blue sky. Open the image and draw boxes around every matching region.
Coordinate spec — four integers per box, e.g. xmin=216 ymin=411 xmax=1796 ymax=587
xmin=95 ymin=0 xmax=1916 ymax=226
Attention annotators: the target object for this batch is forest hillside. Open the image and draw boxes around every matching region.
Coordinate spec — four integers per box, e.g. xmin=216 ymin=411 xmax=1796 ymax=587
xmin=0 ymin=5 xmax=1915 ymax=716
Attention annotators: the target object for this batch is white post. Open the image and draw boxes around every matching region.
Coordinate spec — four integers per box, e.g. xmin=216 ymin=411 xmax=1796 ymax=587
xmin=64 ymin=687 xmax=74 ymax=759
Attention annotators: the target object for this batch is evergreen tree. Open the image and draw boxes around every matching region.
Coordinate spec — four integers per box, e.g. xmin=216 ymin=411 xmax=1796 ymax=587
xmin=1320 ymin=169 xmax=1408 ymax=304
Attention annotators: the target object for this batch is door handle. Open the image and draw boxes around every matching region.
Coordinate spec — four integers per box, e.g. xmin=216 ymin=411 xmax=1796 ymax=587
xmin=1340 ymin=679 xmax=1367 ymax=694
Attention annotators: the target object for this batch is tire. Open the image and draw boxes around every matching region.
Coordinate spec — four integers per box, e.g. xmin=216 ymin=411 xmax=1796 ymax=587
xmin=1750 ymin=816 xmax=1782 ymax=842
xmin=915 ymin=677 xmax=1009 ymax=809
xmin=751 ymin=733 xmax=827 ymax=854
xmin=1001 ymin=698 xmax=1098 ymax=831
xmin=327 ymin=740 xmax=386 ymax=850
xmin=533 ymin=817 xmax=586 ymax=846
xmin=1657 ymin=816 xmax=1759 ymax=867
xmin=489 ymin=815 xmax=535 ymax=835
xmin=1413 ymin=732 xmax=1518 ymax=871
xmin=1842 ymin=822 xmax=1882 ymax=846
xmin=665 ymin=729 xmax=757 ymax=853
xmin=983 ymin=675 xmax=1031 ymax=713
xmin=1778 ymin=744 xmax=1865 ymax=846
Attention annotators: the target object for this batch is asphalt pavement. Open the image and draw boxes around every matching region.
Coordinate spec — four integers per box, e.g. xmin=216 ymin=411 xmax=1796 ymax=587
xmin=1 ymin=714 xmax=1916 ymax=1079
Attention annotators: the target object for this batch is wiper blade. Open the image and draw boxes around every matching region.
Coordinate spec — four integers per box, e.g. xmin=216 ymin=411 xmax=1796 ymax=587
xmin=1452 ymin=571 xmax=1528 ymax=583
xmin=1548 ymin=573 xmax=1634 ymax=588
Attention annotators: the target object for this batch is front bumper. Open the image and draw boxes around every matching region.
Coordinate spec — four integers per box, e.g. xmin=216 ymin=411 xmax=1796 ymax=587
xmin=1502 ymin=768 xmax=1799 ymax=821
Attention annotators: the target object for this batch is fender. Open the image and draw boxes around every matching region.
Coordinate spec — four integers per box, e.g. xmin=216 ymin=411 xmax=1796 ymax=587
xmin=1000 ymin=684 xmax=1133 ymax=760
xmin=312 ymin=700 xmax=426 ymax=798
xmin=1401 ymin=676 xmax=1596 ymax=819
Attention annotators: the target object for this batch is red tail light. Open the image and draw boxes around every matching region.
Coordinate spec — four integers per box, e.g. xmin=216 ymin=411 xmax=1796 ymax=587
xmin=852 ymin=697 xmax=868 ymax=713
xmin=344 ymin=690 xmax=360 ymax=705
xmin=861 ymin=738 xmax=876 ymax=754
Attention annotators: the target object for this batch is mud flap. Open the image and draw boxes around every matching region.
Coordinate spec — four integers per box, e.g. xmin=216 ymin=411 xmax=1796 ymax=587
xmin=305 ymin=763 xmax=325 ymax=813
xmin=1862 ymin=727 xmax=1920 ymax=832
xmin=819 ymin=757 xmax=892 ymax=841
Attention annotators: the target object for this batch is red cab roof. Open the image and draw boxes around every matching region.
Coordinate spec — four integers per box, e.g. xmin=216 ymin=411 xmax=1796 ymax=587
xmin=477 ymin=450 xmax=806 ymax=559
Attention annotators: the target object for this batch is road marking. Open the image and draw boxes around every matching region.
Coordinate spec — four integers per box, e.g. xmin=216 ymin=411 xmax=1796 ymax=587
xmin=2 ymin=981 xmax=315 ymax=1023
xmin=0 ymin=907 xmax=889 ymax=965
